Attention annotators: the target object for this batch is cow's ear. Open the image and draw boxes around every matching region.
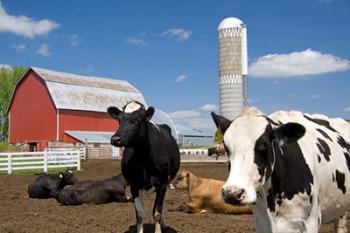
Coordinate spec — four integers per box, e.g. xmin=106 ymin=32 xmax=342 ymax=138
xmin=59 ymin=172 xmax=64 ymax=179
xmin=211 ymin=112 xmax=231 ymax=133
xmin=107 ymin=106 xmax=122 ymax=119
xmin=274 ymin=122 xmax=306 ymax=147
xmin=145 ymin=107 xmax=155 ymax=121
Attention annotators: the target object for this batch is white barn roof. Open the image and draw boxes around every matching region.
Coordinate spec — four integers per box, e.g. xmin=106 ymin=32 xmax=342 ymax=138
xmin=31 ymin=67 xmax=146 ymax=112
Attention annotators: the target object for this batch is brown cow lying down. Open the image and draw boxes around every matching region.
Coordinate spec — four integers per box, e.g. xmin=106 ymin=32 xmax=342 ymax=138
xmin=56 ymin=173 xmax=132 ymax=205
xmin=171 ymin=169 xmax=251 ymax=214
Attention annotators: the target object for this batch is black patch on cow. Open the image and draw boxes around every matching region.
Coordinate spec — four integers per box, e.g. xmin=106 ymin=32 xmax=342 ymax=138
xmin=254 ymin=125 xmax=275 ymax=182
xmin=303 ymin=115 xmax=337 ymax=133
xmin=338 ymin=136 xmax=350 ymax=152
xmin=316 ymin=128 xmax=332 ymax=141
xmin=316 ymin=138 xmax=331 ymax=162
xmin=344 ymin=152 xmax=350 ymax=172
xmin=317 ymin=155 xmax=321 ymax=163
xmin=332 ymin=173 xmax=335 ymax=182
xmin=335 ymin=170 xmax=346 ymax=194
xmin=271 ymin=140 xmax=313 ymax=202
xmin=266 ymin=188 xmax=275 ymax=212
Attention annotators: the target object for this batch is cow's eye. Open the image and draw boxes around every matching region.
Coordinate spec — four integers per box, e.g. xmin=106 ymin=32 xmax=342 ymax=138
xmin=130 ymin=119 xmax=138 ymax=124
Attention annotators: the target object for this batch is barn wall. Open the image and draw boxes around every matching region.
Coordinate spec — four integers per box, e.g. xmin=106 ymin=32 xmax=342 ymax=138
xmin=8 ymin=71 xmax=57 ymax=147
xmin=59 ymin=109 xmax=118 ymax=143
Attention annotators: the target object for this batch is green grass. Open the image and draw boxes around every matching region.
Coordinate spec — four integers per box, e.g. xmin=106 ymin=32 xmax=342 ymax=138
xmin=0 ymin=143 xmax=17 ymax=152
xmin=0 ymin=167 xmax=78 ymax=175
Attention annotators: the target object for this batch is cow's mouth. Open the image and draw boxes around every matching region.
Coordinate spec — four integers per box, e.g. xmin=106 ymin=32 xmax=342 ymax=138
xmin=222 ymin=188 xmax=246 ymax=205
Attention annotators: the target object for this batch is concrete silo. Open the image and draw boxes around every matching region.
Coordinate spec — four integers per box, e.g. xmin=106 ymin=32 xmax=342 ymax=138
xmin=218 ymin=17 xmax=248 ymax=120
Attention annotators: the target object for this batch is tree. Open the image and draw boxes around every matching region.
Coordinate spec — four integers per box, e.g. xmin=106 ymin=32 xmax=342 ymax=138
xmin=0 ymin=66 xmax=27 ymax=141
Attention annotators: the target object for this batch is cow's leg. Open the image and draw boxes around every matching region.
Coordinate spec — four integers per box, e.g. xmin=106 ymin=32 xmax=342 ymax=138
xmin=333 ymin=212 xmax=348 ymax=233
xmin=131 ymin=187 xmax=144 ymax=233
xmin=153 ymin=183 xmax=167 ymax=233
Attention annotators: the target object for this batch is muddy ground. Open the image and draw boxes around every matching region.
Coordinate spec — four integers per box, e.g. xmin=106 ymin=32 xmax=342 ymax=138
xmin=0 ymin=159 xmax=345 ymax=233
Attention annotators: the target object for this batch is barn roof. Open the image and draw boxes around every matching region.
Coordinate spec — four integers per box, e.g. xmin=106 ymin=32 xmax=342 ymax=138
xmin=8 ymin=67 xmax=146 ymax=113
xmin=65 ymin=131 xmax=113 ymax=143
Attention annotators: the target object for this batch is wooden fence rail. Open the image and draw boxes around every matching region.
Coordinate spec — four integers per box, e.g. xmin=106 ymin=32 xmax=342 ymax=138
xmin=0 ymin=148 xmax=85 ymax=174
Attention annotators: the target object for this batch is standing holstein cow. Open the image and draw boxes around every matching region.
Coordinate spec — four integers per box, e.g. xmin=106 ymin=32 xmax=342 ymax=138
xmin=211 ymin=107 xmax=350 ymax=233
xmin=108 ymin=101 xmax=180 ymax=233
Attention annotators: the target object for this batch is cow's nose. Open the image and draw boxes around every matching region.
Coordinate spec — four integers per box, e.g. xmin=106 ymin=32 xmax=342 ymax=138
xmin=221 ymin=187 xmax=246 ymax=205
xmin=111 ymin=136 xmax=122 ymax=145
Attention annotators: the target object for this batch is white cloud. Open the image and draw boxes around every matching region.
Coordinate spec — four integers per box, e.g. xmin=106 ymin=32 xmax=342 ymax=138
xmin=343 ymin=107 xmax=350 ymax=112
xmin=249 ymin=49 xmax=350 ymax=78
xmin=37 ymin=44 xmax=50 ymax=57
xmin=168 ymin=107 xmax=216 ymax=132
xmin=0 ymin=3 xmax=59 ymax=39
xmin=199 ymin=104 xmax=217 ymax=112
xmin=68 ymin=34 xmax=81 ymax=47
xmin=0 ymin=64 xmax=11 ymax=69
xmin=162 ymin=28 xmax=192 ymax=41
xmin=175 ymin=74 xmax=187 ymax=83
xmin=168 ymin=110 xmax=200 ymax=119
xmin=311 ymin=94 xmax=324 ymax=99
xmin=12 ymin=43 xmax=26 ymax=52
xmin=125 ymin=37 xmax=146 ymax=46
xmin=248 ymin=98 xmax=261 ymax=104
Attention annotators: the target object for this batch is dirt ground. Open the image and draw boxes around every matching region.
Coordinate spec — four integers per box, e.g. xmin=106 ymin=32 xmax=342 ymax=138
xmin=0 ymin=159 xmax=346 ymax=233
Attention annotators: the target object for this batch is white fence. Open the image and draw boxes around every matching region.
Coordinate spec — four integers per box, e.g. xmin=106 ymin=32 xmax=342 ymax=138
xmin=0 ymin=148 xmax=84 ymax=174
xmin=180 ymin=148 xmax=208 ymax=156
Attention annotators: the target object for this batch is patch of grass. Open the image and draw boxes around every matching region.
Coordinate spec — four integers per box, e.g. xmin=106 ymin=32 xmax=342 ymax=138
xmin=0 ymin=143 xmax=17 ymax=152
xmin=0 ymin=167 xmax=78 ymax=176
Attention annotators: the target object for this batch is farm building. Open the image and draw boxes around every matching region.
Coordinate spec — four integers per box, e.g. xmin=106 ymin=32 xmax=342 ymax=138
xmin=7 ymin=67 xmax=147 ymax=155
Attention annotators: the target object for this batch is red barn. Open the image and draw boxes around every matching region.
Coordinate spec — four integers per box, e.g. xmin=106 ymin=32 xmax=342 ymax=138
xmin=7 ymin=67 xmax=146 ymax=151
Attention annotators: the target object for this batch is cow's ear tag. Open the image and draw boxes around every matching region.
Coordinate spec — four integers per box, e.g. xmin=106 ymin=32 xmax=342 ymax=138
xmin=59 ymin=173 xmax=63 ymax=179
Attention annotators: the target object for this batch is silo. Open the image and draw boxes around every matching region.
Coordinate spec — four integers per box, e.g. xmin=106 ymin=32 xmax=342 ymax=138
xmin=218 ymin=17 xmax=248 ymax=120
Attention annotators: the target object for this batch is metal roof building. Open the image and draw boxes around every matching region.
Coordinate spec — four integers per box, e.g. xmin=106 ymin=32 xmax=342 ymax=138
xmin=7 ymin=67 xmax=147 ymax=151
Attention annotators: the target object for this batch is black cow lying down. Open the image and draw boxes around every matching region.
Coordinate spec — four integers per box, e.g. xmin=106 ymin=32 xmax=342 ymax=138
xmin=28 ymin=171 xmax=78 ymax=199
xmin=56 ymin=173 xmax=132 ymax=205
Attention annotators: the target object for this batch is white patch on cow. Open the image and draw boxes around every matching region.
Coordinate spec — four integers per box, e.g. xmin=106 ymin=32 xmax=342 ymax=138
xmin=222 ymin=108 xmax=268 ymax=204
xmin=124 ymin=101 xmax=143 ymax=113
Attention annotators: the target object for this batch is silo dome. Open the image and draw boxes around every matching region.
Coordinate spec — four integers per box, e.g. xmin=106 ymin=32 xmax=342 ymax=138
xmin=218 ymin=17 xmax=244 ymax=30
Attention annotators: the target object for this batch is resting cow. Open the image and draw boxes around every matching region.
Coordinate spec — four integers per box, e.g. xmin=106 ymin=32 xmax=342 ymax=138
xmin=56 ymin=173 xmax=131 ymax=205
xmin=108 ymin=101 xmax=180 ymax=233
xmin=28 ymin=171 xmax=78 ymax=199
xmin=172 ymin=169 xmax=251 ymax=214
xmin=212 ymin=107 xmax=350 ymax=233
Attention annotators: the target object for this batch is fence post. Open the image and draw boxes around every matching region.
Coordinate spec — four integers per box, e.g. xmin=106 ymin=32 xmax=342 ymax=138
xmin=44 ymin=150 xmax=48 ymax=173
xmin=8 ymin=154 xmax=12 ymax=175
xmin=76 ymin=151 xmax=81 ymax=171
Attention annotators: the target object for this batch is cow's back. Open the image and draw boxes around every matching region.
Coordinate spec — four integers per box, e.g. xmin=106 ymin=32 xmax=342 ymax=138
xmin=269 ymin=110 xmax=350 ymax=223
xmin=148 ymin=123 xmax=180 ymax=180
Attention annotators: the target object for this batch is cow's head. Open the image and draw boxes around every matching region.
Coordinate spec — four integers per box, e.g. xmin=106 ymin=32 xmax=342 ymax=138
xmin=108 ymin=101 xmax=155 ymax=147
xmin=60 ymin=171 xmax=78 ymax=185
xmin=211 ymin=107 xmax=305 ymax=205
xmin=171 ymin=169 xmax=190 ymax=189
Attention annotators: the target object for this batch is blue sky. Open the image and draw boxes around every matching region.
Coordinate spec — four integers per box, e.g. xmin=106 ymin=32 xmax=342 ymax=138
xmin=1 ymin=0 xmax=350 ymax=133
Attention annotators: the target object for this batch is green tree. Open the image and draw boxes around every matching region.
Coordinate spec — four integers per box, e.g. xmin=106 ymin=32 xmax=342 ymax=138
xmin=0 ymin=66 xmax=27 ymax=141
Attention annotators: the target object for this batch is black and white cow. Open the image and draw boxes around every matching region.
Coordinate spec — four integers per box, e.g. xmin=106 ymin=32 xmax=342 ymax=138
xmin=212 ymin=107 xmax=350 ymax=233
xmin=108 ymin=101 xmax=180 ymax=233
xmin=28 ymin=171 xmax=78 ymax=199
